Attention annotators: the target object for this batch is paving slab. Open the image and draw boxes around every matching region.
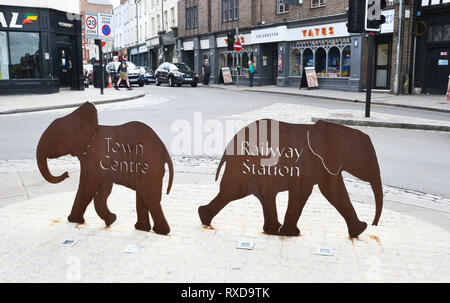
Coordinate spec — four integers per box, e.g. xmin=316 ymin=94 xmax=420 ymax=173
xmin=0 ymin=182 xmax=448 ymax=282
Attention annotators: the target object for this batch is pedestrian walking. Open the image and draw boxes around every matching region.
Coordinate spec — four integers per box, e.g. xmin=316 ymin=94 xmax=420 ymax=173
xmin=248 ymin=60 xmax=255 ymax=87
xmin=202 ymin=58 xmax=211 ymax=85
xmin=115 ymin=60 xmax=133 ymax=91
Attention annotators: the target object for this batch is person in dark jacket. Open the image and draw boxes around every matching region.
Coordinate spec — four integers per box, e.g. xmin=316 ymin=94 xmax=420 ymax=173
xmin=202 ymin=58 xmax=211 ymax=85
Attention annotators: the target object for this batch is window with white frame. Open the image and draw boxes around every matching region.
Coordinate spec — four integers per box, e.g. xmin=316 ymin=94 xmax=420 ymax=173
xmin=311 ymin=0 xmax=326 ymax=8
xmin=277 ymin=0 xmax=289 ymax=14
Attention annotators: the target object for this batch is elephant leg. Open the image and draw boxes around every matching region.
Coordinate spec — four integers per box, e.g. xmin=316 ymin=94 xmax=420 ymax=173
xmin=143 ymin=180 xmax=170 ymax=235
xmin=135 ymin=192 xmax=151 ymax=232
xmin=279 ymin=183 xmax=313 ymax=236
xmin=93 ymin=182 xmax=116 ymax=226
xmin=198 ymin=189 xmax=248 ymax=226
xmin=68 ymin=176 xmax=98 ymax=224
xmin=257 ymin=194 xmax=281 ymax=235
xmin=318 ymin=174 xmax=367 ymax=238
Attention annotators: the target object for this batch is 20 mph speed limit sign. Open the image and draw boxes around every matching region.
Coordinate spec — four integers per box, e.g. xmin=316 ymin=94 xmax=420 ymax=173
xmin=85 ymin=12 xmax=98 ymax=39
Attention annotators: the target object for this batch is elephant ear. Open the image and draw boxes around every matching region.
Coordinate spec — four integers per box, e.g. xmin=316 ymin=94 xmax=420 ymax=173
xmin=61 ymin=102 xmax=99 ymax=156
xmin=307 ymin=120 xmax=350 ymax=175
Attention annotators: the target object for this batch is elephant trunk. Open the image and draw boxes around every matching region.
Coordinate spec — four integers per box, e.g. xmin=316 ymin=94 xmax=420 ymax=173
xmin=36 ymin=133 xmax=69 ymax=184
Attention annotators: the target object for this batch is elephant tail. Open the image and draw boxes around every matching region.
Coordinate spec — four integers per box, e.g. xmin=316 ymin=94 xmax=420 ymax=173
xmin=165 ymin=151 xmax=174 ymax=195
xmin=215 ymin=152 xmax=226 ymax=182
xmin=370 ymin=167 xmax=383 ymax=226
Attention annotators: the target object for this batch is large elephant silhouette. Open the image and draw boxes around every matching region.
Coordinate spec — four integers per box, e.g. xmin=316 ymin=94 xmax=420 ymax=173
xmin=36 ymin=102 xmax=173 ymax=235
xmin=198 ymin=119 xmax=383 ymax=238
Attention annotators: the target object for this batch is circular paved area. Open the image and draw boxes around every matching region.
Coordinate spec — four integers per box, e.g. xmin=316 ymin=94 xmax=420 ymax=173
xmin=0 ymin=182 xmax=448 ymax=282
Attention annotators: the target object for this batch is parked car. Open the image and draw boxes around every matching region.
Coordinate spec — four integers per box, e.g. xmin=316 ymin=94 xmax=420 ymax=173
xmin=155 ymin=62 xmax=198 ymax=87
xmin=106 ymin=61 xmax=146 ymax=87
xmin=83 ymin=64 xmax=94 ymax=85
xmin=138 ymin=66 xmax=155 ymax=84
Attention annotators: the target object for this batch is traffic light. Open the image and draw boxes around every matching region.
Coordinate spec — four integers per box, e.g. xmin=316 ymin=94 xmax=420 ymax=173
xmin=365 ymin=0 xmax=386 ymax=32
xmin=346 ymin=0 xmax=365 ymax=33
xmin=226 ymin=32 xmax=235 ymax=51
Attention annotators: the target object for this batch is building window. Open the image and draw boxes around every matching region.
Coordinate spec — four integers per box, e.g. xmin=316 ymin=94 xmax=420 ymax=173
xmin=429 ymin=26 xmax=443 ymax=42
xmin=311 ymin=0 xmax=326 ymax=8
xmin=220 ymin=53 xmax=226 ymax=67
xmin=0 ymin=32 xmax=9 ymax=80
xmin=186 ymin=5 xmax=198 ymax=29
xmin=277 ymin=0 xmax=289 ymax=14
xmin=327 ymin=47 xmax=340 ymax=77
xmin=1 ymin=31 xmax=41 ymax=80
xmin=315 ymin=47 xmax=326 ymax=77
xmin=303 ymin=48 xmax=313 ymax=68
xmin=222 ymin=0 xmax=238 ymax=22
xmin=342 ymin=46 xmax=351 ymax=77
xmin=290 ymin=49 xmax=301 ymax=76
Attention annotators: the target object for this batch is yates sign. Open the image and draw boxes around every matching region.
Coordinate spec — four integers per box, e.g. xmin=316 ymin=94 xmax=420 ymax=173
xmin=0 ymin=11 xmax=39 ymax=29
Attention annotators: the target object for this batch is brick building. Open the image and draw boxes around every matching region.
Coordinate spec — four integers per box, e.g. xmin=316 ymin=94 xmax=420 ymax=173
xmin=80 ymin=0 xmax=113 ymax=64
xmin=413 ymin=0 xmax=450 ymax=95
xmin=176 ymin=0 xmax=438 ymax=95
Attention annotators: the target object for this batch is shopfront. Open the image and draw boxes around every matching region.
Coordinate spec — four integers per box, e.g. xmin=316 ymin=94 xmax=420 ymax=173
xmin=415 ymin=1 xmax=450 ymax=95
xmin=278 ymin=21 xmax=362 ymax=91
xmin=0 ymin=5 xmax=82 ymax=94
xmin=177 ymin=17 xmax=363 ymax=91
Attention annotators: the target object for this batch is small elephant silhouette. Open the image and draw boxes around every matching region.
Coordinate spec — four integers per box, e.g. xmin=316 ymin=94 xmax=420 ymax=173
xmin=36 ymin=102 xmax=173 ymax=234
xmin=199 ymin=119 xmax=383 ymax=238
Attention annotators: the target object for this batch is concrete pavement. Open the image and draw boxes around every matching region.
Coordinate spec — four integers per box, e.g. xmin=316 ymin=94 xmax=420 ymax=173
xmin=0 ymin=86 xmax=145 ymax=115
xmin=0 ymin=85 xmax=449 ymax=282
xmin=0 ymin=166 xmax=449 ymax=282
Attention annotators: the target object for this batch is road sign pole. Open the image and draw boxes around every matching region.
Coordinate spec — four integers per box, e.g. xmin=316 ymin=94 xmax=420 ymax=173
xmin=236 ymin=26 xmax=239 ymax=88
xmin=365 ymin=32 xmax=375 ymax=118
xmin=95 ymin=39 xmax=104 ymax=95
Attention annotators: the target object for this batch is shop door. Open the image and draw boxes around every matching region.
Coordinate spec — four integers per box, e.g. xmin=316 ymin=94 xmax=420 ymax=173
xmin=374 ymin=42 xmax=391 ymax=89
xmin=270 ymin=49 xmax=278 ymax=85
xmin=58 ymin=46 xmax=73 ymax=87
xmin=426 ymin=46 xmax=450 ymax=94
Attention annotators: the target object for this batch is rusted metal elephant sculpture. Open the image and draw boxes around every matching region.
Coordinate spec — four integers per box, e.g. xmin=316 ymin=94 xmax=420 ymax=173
xmin=198 ymin=119 xmax=383 ymax=238
xmin=36 ymin=102 xmax=173 ymax=234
